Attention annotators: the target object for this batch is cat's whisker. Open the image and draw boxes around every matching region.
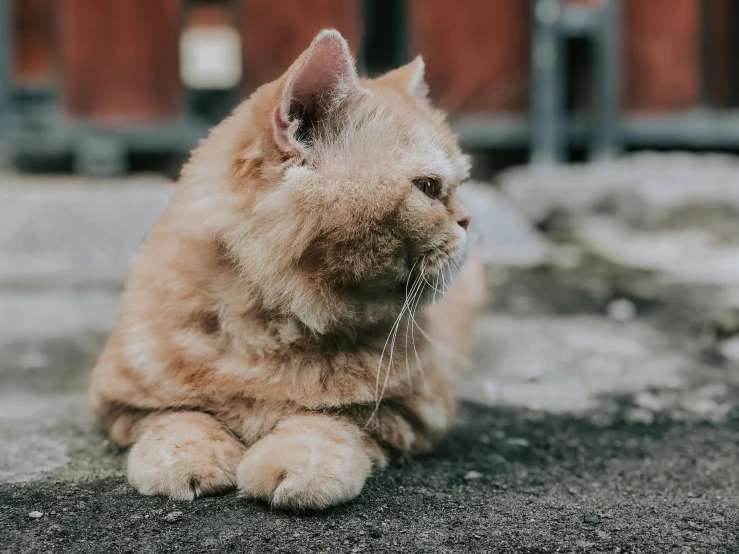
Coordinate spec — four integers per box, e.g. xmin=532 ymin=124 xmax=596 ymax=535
xmin=404 ymin=261 xmax=425 ymax=390
xmin=373 ymin=280 xmax=410 ymax=407
xmin=413 ymin=259 xmax=468 ymax=365
xmin=375 ymin=272 xmax=424 ymax=416
xmin=412 ymin=318 xmax=469 ymax=365
xmin=421 ymin=270 xmax=446 ymax=296
xmin=409 ymin=264 xmax=429 ymax=388
xmin=368 ymin=309 xmax=404 ymax=426
xmin=368 ymin=259 xmax=422 ymax=425
xmin=433 ymin=269 xmax=443 ymax=304
xmin=403 ymin=271 xmax=426 ymax=391
xmin=392 ymin=270 xmax=423 ymax=383
xmin=438 ymin=260 xmax=450 ymax=296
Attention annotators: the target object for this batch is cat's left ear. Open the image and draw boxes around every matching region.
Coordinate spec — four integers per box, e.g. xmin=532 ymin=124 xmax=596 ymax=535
xmin=377 ymin=56 xmax=429 ymax=102
xmin=273 ymin=30 xmax=361 ymax=154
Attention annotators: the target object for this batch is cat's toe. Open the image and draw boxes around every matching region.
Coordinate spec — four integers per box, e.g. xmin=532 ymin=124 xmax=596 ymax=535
xmin=236 ymin=416 xmax=373 ymax=510
xmin=127 ymin=415 xmax=245 ymax=501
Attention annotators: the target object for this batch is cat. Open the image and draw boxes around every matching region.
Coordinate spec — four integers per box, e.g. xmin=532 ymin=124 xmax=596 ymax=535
xmin=90 ymin=29 xmax=485 ymax=510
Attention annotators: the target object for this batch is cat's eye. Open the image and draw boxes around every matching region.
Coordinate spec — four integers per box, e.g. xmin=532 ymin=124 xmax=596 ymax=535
xmin=413 ymin=177 xmax=439 ymax=199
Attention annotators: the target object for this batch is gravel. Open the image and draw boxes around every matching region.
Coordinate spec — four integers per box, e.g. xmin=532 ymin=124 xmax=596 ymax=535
xmin=2 ymin=403 xmax=738 ymax=553
xmin=164 ymin=511 xmax=183 ymax=523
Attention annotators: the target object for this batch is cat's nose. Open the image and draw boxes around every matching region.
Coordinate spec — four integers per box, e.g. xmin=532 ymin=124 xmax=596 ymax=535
xmin=457 ymin=216 xmax=470 ymax=230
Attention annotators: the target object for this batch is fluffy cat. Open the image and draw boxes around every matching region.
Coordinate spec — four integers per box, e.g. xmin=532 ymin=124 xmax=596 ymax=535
xmin=90 ymin=29 xmax=484 ymax=510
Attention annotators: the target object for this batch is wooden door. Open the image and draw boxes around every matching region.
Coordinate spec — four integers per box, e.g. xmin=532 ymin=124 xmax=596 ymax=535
xmin=624 ymin=0 xmax=700 ymax=112
xmin=13 ymin=0 xmax=56 ymax=86
xmin=60 ymin=0 xmax=182 ymax=123
xmin=412 ymin=0 xmax=529 ymax=114
xmin=238 ymin=0 xmax=360 ymax=93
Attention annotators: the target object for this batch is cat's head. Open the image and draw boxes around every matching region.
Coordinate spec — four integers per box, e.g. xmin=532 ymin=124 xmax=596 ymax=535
xmin=186 ymin=30 xmax=471 ymax=333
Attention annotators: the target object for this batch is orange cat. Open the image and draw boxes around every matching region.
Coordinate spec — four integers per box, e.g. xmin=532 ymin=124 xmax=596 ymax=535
xmin=90 ymin=30 xmax=484 ymax=510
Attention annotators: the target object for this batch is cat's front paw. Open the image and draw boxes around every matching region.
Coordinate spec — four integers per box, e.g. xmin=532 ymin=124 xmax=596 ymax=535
xmin=236 ymin=414 xmax=373 ymax=510
xmin=127 ymin=412 xmax=246 ymax=501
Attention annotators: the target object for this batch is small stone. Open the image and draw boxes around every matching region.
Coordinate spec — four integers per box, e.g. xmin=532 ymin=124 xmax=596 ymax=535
xmin=28 ymin=511 xmax=43 ymax=519
xmin=583 ymin=514 xmax=601 ymax=525
xmin=505 ymin=437 xmax=530 ymax=448
xmin=625 ymin=407 xmax=655 ymax=425
xmin=163 ymin=511 xmax=182 ymax=522
xmin=464 ymin=471 xmax=483 ymax=480
xmin=719 ymin=337 xmax=739 ymax=362
xmin=607 ymin=298 xmax=636 ymax=322
xmin=634 ymin=392 xmax=663 ymax=412
xmin=550 ymin=244 xmax=583 ymax=270
xmin=713 ymin=310 xmax=739 ymax=335
xmin=687 ymin=492 xmax=697 ymax=498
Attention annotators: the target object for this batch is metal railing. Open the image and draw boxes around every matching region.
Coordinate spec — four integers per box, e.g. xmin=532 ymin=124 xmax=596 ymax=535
xmin=1 ymin=0 xmax=738 ymax=173
xmin=453 ymin=0 xmax=739 ymax=164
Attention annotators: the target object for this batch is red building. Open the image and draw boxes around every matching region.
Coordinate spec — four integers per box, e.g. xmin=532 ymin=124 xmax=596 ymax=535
xmin=3 ymin=0 xmax=738 ymax=171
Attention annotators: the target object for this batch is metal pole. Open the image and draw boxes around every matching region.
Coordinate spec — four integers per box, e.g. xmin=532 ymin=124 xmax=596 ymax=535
xmin=358 ymin=0 xmax=410 ymax=75
xmin=590 ymin=0 xmax=621 ymax=159
xmin=0 ymin=0 xmax=12 ymax=119
xmin=531 ymin=0 xmax=565 ymax=164
xmin=393 ymin=0 xmax=410 ymax=68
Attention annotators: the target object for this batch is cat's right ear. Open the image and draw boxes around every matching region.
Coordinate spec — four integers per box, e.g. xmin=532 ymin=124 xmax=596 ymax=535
xmin=273 ymin=30 xmax=360 ymax=154
xmin=376 ymin=56 xmax=429 ymax=103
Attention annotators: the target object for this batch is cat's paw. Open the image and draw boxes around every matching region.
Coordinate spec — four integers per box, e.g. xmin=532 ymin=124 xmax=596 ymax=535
xmin=127 ymin=412 xmax=245 ymax=501
xmin=236 ymin=414 xmax=373 ymax=510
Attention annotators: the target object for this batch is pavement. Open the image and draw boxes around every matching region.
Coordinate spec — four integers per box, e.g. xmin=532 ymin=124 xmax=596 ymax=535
xmin=2 ymin=154 xmax=739 ymax=553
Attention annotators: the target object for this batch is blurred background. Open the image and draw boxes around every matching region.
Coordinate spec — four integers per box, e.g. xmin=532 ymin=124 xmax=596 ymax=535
xmin=2 ymin=4 xmax=739 ymax=545
xmin=4 ymin=0 xmax=739 ymax=175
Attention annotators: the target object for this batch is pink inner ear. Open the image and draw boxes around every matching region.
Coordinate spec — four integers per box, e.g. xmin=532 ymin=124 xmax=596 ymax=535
xmin=273 ymin=107 xmax=302 ymax=152
xmin=274 ymin=30 xmax=358 ymax=152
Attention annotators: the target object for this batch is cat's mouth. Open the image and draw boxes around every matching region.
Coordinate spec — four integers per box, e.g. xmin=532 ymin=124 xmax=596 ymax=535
xmin=335 ymin=238 xmax=468 ymax=304
xmin=412 ymin=238 xmax=468 ymax=284
xmin=391 ymin=248 xmax=467 ymax=302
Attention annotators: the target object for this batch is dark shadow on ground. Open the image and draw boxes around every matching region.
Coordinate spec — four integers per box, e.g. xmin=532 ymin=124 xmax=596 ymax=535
xmin=2 ymin=402 xmax=738 ymax=554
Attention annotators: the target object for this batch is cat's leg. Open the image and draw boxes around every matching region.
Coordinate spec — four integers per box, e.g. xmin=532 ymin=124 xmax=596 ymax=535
xmin=127 ymin=411 xmax=246 ymax=501
xmin=236 ymin=413 xmax=382 ymax=510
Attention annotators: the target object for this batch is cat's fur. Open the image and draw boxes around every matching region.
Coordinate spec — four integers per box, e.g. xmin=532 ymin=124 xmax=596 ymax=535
xmin=90 ymin=30 xmax=484 ymax=510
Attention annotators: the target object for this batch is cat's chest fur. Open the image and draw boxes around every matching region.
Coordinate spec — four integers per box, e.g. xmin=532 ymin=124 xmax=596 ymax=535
xmin=113 ymin=300 xmax=425 ymax=414
xmin=205 ymin=310 xmax=425 ymax=410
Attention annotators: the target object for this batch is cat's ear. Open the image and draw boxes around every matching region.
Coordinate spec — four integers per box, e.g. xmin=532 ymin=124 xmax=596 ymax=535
xmin=377 ymin=56 xmax=429 ymax=102
xmin=273 ymin=30 xmax=360 ymax=153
